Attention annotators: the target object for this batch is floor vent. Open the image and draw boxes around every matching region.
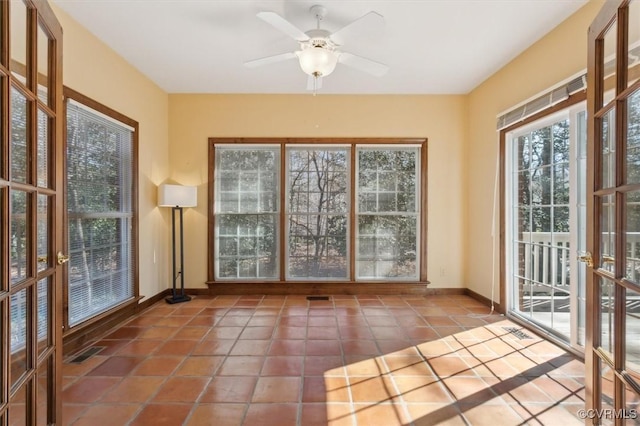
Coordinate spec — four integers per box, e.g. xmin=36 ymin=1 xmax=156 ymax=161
xmin=503 ymin=327 xmax=533 ymax=340
xmin=67 ymin=346 xmax=105 ymax=364
xmin=306 ymin=296 xmax=330 ymax=301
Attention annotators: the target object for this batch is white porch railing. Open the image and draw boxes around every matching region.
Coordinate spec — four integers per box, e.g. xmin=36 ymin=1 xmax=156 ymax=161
xmin=522 ymin=232 xmax=640 ymax=295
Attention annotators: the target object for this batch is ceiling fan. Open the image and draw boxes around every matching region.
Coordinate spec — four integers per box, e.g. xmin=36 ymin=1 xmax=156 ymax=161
xmin=244 ymin=5 xmax=389 ymax=93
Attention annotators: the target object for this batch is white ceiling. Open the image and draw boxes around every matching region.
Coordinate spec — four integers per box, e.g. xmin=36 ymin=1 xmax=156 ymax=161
xmin=51 ymin=0 xmax=588 ymax=95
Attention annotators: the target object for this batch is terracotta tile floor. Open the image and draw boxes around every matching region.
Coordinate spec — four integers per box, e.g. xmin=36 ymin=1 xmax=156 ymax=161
xmin=62 ymin=295 xmax=586 ymax=425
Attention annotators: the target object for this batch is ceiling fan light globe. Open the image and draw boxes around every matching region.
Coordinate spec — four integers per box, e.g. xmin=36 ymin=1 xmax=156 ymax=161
xmin=298 ymin=47 xmax=338 ymax=77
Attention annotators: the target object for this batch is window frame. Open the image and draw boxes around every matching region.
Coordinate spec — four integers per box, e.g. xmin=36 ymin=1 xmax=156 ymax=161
xmin=208 ymin=138 xmax=428 ymax=285
xmin=62 ymin=87 xmax=139 ymax=333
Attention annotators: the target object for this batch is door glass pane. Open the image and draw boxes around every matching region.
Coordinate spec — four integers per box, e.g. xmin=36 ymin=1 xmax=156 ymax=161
xmin=11 ymin=86 xmax=28 ymax=183
xmin=37 ymin=109 xmax=49 ymax=188
xmin=629 ymin=89 xmax=640 ymax=185
xmin=602 ymin=108 xmax=616 ymax=189
xmin=36 ymin=22 xmax=50 ymax=105
xmin=36 ymin=194 xmax=48 ymax=273
xmin=601 ymin=194 xmax=616 ymax=273
xmin=37 ymin=278 xmax=50 ymax=356
xmin=628 ymin=0 xmax=639 ymax=89
xmin=10 ymin=0 xmax=28 ymax=82
xmin=600 ymin=360 xmax=616 ymax=426
xmin=602 ymin=20 xmax=618 ymax=106
xmin=626 ymin=286 xmax=640 ymax=375
xmin=10 ymin=288 xmax=29 ymax=388
xmin=36 ymin=358 xmax=50 ymax=425
xmin=9 ymin=380 xmax=28 ymax=426
xmin=577 ymin=110 xmax=588 ymax=346
xmin=628 ymin=190 xmax=640 ymax=282
xmin=11 ymin=190 xmax=29 ymax=285
xmin=601 ymin=277 xmax=615 ymax=356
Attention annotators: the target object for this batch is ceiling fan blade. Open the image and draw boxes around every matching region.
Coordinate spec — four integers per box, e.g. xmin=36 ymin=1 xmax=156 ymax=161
xmin=330 ymin=11 xmax=384 ymax=45
xmin=244 ymin=52 xmax=297 ymax=68
xmin=338 ymin=52 xmax=389 ymax=77
xmin=257 ymin=11 xmax=310 ymax=41
xmin=306 ymin=74 xmax=323 ymax=91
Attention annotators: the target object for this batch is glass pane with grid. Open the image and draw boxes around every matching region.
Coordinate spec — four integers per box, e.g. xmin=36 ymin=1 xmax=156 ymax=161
xmin=66 ymin=101 xmax=135 ymax=327
xmin=510 ymin=118 xmax=574 ymax=335
xmin=11 ymin=86 xmax=27 ymax=183
xmin=10 ymin=189 xmax=29 ymax=286
xmin=215 ymin=147 xmax=279 ymax=279
xmin=356 ymin=148 xmax=418 ymax=280
xmin=287 ymin=148 xmax=349 ymax=279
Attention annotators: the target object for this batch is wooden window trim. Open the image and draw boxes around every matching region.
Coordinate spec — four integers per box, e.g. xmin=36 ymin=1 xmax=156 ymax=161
xmin=207 ymin=138 xmax=429 ymax=288
xmin=61 ymin=86 xmax=140 ymax=335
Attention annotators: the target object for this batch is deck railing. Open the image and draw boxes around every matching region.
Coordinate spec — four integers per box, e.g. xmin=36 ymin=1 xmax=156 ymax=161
xmin=524 ymin=232 xmax=640 ymax=294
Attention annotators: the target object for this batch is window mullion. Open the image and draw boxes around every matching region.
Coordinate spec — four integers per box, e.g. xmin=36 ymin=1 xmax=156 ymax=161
xmin=280 ymin=142 xmax=286 ymax=281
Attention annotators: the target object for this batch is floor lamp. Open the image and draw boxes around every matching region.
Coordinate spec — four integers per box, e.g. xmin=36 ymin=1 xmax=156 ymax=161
xmin=158 ymin=184 xmax=197 ymax=304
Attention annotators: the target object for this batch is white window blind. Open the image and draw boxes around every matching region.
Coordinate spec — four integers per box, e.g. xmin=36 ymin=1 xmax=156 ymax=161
xmin=66 ymin=100 xmax=135 ymax=327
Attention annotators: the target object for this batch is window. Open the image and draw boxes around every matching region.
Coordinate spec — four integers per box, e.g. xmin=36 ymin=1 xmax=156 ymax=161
xmin=215 ymin=146 xmax=279 ymax=279
xmin=287 ymin=147 xmax=349 ymax=279
xmin=65 ymin=90 xmax=138 ymax=327
xmin=356 ymin=147 xmax=419 ymax=280
xmin=210 ymin=139 xmax=427 ymax=283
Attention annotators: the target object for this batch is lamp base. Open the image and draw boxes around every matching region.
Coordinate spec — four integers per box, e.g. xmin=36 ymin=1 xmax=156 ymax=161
xmin=165 ymin=294 xmax=192 ymax=304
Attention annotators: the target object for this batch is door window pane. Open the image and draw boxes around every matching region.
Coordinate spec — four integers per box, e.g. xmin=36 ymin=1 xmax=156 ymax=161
xmin=10 ymin=288 xmax=29 ymax=388
xmin=601 ymin=194 xmax=616 ymax=273
xmin=602 ymin=108 xmax=616 ymax=189
xmin=601 ymin=277 xmax=615 ymax=356
xmin=509 ymin=115 xmax=574 ymax=341
xmin=602 ymin=20 xmax=618 ymax=107
xmin=11 ymin=190 xmax=29 ymax=285
xmin=36 ymin=22 xmax=51 ymax=106
xmin=625 ymin=286 xmax=640 ymax=375
xmin=9 ymin=380 xmax=28 ymax=426
xmin=600 ymin=360 xmax=616 ymax=426
xmin=628 ymin=90 xmax=640 ymax=184
xmin=37 ymin=108 xmax=50 ymax=188
xmin=628 ymin=0 xmax=639 ymax=89
xmin=36 ymin=194 xmax=49 ymax=273
xmin=37 ymin=278 xmax=50 ymax=356
xmin=627 ymin=191 xmax=640 ymax=282
xmin=10 ymin=0 xmax=28 ymax=82
xmin=36 ymin=359 xmax=50 ymax=425
xmin=11 ymin=86 xmax=27 ymax=183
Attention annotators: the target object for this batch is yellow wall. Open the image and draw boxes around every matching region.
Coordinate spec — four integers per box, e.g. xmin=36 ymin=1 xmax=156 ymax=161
xmin=169 ymin=94 xmax=467 ymax=289
xmin=465 ymin=0 xmax=604 ymax=303
xmin=51 ymin=5 xmax=172 ymax=302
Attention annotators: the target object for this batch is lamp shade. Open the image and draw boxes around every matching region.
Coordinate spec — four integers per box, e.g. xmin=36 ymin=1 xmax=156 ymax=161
xmin=158 ymin=184 xmax=197 ymax=207
xmin=298 ymin=47 xmax=338 ymax=77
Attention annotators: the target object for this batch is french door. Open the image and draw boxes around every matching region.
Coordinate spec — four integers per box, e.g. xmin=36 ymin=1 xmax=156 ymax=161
xmin=1 ymin=1 xmax=64 ymax=425
xmin=506 ymin=103 xmax=587 ymax=352
xmin=586 ymin=0 xmax=640 ymax=423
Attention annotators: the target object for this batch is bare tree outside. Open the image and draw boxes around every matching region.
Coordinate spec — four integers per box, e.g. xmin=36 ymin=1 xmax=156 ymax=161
xmin=287 ymin=148 xmax=348 ymax=278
